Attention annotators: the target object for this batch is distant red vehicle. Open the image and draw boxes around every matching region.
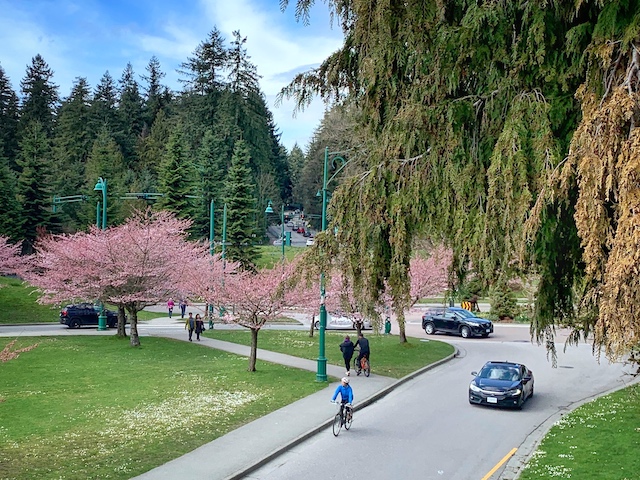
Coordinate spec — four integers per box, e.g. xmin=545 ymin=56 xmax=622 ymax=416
xmin=296 ymin=227 xmax=305 ymax=234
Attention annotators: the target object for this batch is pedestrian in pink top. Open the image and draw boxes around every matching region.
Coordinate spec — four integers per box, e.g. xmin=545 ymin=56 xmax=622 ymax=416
xmin=167 ymin=298 xmax=175 ymax=318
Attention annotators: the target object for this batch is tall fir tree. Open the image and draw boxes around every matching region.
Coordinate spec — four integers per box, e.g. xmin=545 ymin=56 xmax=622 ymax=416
xmin=224 ymin=139 xmax=258 ymax=271
xmin=19 ymin=54 xmax=58 ymax=135
xmin=287 ymin=143 xmax=305 ymax=205
xmin=156 ymin=124 xmax=197 ymax=220
xmin=0 ymin=140 xmax=20 ymax=239
xmin=16 ymin=121 xmax=52 ymax=252
xmin=178 ymin=27 xmax=229 ymax=95
xmin=141 ymin=56 xmax=171 ymax=129
xmin=117 ymin=63 xmax=144 ymax=168
xmin=136 ymin=108 xmax=173 ymax=185
xmin=90 ymin=71 xmax=119 ymax=137
xmin=193 ymin=128 xmax=230 ymax=237
xmin=0 ymin=65 xmax=19 ymax=170
xmin=51 ymin=77 xmax=94 ymax=232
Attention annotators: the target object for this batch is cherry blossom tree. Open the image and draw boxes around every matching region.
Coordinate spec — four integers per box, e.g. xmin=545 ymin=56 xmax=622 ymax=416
xmin=389 ymin=245 xmax=453 ymax=342
xmin=25 ymin=209 xmax=210 ymax=346
xmin=192 ymin=260 xmax=299 ymax=372
xmin=0 ymin=236 xmax=29 ymax=277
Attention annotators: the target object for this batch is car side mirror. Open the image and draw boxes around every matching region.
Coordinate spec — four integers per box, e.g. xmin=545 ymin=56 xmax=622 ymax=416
xmin=471 ymin=371 xmax=478 ymax=376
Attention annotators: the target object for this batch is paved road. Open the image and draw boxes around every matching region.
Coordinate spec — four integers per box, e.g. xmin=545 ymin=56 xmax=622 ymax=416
xmin=246 ymin=326 xmax=635 ymax=480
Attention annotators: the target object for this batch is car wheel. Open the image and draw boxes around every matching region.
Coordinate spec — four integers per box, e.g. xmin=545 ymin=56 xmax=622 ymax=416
xmin=69 ymin=318 xmax=81 ymax=329
xmin=460 ymin=326 xmax=471 ymax=338
xmin=424 ymin=322 xmax=436 ymax=335
xmin=108 ymin=320 xmax=116 ymax=328
xmin=314 ymin=320 xmax=320 ymax=330
xmin=529 ymin=386 xmax=534 ymax=398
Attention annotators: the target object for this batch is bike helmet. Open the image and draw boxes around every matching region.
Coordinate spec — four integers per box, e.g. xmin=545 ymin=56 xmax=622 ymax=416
xmin=341 ymin=377 xmax=350 ymax=384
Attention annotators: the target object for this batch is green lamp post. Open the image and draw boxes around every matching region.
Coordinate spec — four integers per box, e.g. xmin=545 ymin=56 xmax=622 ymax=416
xmin=265 ymin=200 xmax=285 ymax=263
xmin=93 ymin=177 xmax=108 ymax=330
xmin=316 ymin=147 xmax=350 ymax=382
xmin=94 ymin=177 xmax=107 ymax=230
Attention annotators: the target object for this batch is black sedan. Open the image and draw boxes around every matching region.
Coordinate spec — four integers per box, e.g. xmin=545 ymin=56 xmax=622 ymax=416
xmin=421 ymin=307 xmax=493 ymax=338
xmin=59 ymin=303 xmax=119 ymax=328
xmin=469 ymin=361 xmax=534 ymax=409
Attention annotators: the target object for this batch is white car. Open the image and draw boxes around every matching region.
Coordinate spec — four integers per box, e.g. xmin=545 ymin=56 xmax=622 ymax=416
xmin=306 ymin=238 xmax=314 ymax=246
xmin=314 ymin=314 xmax=372 ymax=330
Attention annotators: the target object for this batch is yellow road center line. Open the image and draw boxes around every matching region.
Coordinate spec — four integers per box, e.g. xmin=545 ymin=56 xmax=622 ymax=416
xmin=481 ymin=447 xmax=517 ymax=480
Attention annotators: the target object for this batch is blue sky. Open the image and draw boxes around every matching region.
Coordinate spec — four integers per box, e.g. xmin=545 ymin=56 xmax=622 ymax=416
xmin=0 ymin=0 xmax=345 ymax=151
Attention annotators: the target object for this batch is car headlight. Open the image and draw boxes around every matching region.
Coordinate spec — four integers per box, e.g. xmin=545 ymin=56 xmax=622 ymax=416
xmin=469 ymin=383 xmax=481 ymax=392
xmin=507 ymin=388 xmax=522 ymax=396
xmin=466 ymin=321 xmax=480 ymax=327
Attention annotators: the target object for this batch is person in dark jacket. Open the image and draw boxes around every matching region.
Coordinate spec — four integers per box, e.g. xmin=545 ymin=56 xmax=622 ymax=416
xmin=194 ymin=314 xmax=205 ymax=341
xmin=339 ymin=335 xmax=355 ymax=376
xmin=354 ymin=332 xmax=370 ymax=375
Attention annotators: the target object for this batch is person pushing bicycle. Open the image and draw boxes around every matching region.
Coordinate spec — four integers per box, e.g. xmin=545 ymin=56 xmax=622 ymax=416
xmin=354 ymin=332 xmax=370 ymax=375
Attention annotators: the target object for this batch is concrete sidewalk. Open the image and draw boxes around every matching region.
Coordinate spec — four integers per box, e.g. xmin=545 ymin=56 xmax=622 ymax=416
xmin=134 ymin=323 xmax=456 ymax=480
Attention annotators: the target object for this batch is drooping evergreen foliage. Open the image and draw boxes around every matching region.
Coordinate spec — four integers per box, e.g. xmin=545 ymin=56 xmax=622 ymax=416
xmin=281 ymin=0 xmax=640 ymax=357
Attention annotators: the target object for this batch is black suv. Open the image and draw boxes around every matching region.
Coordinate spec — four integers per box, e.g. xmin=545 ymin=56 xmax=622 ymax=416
xmin=59 ymin=303 xmax=118 ymax=328
xmin=422 ymin=307 xmax=493 ymax=338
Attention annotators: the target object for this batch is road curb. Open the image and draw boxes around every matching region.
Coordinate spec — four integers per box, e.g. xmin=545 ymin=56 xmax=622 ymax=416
xmin=223 ymin=348 xmax=459 ymax=480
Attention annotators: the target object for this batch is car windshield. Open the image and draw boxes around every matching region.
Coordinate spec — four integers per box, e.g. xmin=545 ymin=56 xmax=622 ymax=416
xmin=479 ymin=366 xmax=520 ymax=381
xmin=454 ymin=309 xmax=475 ymax=318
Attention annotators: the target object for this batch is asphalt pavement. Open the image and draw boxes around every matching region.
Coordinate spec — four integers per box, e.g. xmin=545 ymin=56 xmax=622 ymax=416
xmin=132 ymin=315 xmax=456 ymax=480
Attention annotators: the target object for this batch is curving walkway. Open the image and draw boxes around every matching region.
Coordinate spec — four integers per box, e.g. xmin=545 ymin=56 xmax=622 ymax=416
xmin=133 ymin=324 xmax=455 ymax=480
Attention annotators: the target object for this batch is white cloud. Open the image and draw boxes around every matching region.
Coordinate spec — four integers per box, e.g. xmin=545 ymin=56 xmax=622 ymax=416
xmin=0 ymin=0 xmax=344 ymax=151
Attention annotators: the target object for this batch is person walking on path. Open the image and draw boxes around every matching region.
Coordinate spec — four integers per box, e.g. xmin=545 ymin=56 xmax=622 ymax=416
xmin=339 ymin=335 xmax=355 ymax=376
xmin=195 ymin=314 xmax=205 ymax=341
xmin=167 ymin=298 xmax=175 ymax=319
xmin=179 ymin=298 xmax=187 ymax=318
xmin=354 ymin=332 xmax=370 ymax=375
xmin=185 ymin=312 xmax=195 ymax=341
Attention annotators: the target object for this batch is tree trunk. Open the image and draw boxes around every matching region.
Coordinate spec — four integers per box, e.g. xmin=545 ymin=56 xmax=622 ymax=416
xmin=396 ymin=311 xmax=408 ymax=343
xmin=248 ymin=328 xmax=258 ymax=371
xmin=117 ymin=305 xmax=128 ymax=338
xmin=129 ymin=311 xmax=141 ymax=347
xmin=308 ymin=314 xmax=315 ymax=337
xmin=355 ymin=320 xmax=363 ymax=337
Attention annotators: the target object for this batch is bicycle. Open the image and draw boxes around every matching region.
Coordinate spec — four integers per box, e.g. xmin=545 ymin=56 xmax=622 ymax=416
xmin=332 ymin=401 xmax=353 ymax=436
xmin=353 ymin=352 xmax=370 ymax=377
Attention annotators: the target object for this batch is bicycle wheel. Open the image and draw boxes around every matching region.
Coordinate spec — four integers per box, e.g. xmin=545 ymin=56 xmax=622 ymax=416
xmin=363 ymin=358 xmax=370 ymax=377
xmin=344 ymin=407 xmax=353 ymax=430
xmin=332 ymin=412 xmax=342 ymax=436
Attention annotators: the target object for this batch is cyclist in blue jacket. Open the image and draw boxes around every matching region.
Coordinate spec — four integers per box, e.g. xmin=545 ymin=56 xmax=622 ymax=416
xmin=331 ymin=377 xmax=354 ymax=404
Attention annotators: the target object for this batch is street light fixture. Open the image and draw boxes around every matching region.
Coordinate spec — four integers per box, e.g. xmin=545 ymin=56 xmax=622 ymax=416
xmin=93 ymin=177 xmax=108 ymax=331
xmin=316 ymin=147 xmax=350 ymax=382
xmin=93 ymin=177 xmax=107 ymax=230
xmin=265 ymin=200 xmax=285 ymax=264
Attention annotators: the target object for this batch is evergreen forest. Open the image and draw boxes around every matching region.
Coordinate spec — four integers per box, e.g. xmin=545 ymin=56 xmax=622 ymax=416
xmin=0 ymin=28 xmax=310 ymax=270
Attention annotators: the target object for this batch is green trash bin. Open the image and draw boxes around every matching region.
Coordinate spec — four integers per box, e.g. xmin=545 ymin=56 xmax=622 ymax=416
xmin=384 ymin=318 xmax=391 ymax=334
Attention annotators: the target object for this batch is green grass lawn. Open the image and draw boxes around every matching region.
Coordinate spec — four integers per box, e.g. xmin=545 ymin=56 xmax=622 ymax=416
xmin=202 ymin=329 xmax=455 ymax=379
xmin=519 ymin=383 xmax=640 ymax=480
xmin=0 ymin=276 xmax=58 ymax=323
xmin=0 ymin=336 xmax=326 ymax=479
